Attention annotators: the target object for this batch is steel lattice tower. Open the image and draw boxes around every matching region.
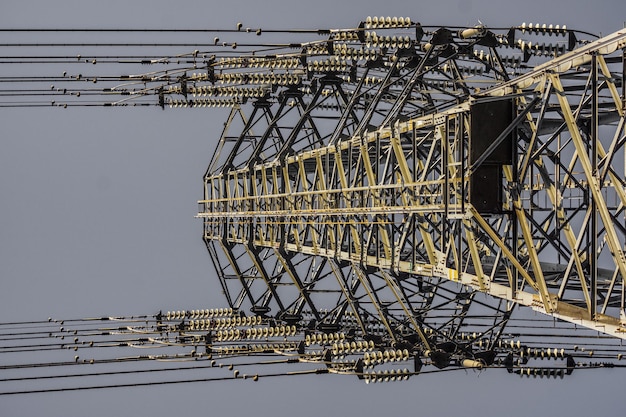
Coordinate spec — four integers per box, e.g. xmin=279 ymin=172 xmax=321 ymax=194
xmin=195 ymin=21 xmax=626 ymax=365
xmin=196 ymin=22 xmax=626 ymax=375
xmin=1 ymin=20 xmax=626 ymax=391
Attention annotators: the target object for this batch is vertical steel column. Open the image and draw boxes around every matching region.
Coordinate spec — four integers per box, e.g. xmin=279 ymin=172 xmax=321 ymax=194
xmin=590 ymin=53 xmax=598 ymax=319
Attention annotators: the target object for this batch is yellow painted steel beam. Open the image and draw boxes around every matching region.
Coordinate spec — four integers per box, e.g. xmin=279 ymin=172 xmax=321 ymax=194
xmin=551 ymin=74 xmax=626 ymax=307
xmin=333 ymin=146 xmax=362 ymax=255
xmin=504 ymin=165 xmax=553 ymax=312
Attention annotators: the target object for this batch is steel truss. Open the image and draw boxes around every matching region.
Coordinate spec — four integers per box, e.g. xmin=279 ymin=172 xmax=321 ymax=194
xmin=197 ymin=23 xmax=626 ymax=376
xmin=1 ymin=21 xmax=626 ymax=387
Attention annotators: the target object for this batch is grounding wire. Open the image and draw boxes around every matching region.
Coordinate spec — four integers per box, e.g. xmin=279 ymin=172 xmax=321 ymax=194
xmin=0 ymin=368 xmax=326 ymax=396
xmin=0 ymin=357 xmax=298 ymax=383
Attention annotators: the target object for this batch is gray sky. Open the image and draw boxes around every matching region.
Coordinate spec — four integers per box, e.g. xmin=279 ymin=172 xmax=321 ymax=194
xmin=1 ymin=0 xmax=625 ymax=415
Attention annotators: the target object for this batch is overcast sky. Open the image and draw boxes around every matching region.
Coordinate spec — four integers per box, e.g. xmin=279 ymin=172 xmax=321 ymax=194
xmin=1 ymin=0 xmax=625 ymax=415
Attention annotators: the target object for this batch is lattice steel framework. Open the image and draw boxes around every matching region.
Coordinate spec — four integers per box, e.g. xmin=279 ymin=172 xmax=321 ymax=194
xmin=196 ymin=22 xmax=626 ymax=375
xmin=1 ymin=21 xmax=626 ymax=389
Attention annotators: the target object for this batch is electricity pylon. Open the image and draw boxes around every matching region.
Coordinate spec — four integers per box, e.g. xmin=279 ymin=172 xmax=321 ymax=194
xmin=197 ymin=21 xmax=626 ymax=375
xmin=1 ymin=20 xmax=626 ymax=393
